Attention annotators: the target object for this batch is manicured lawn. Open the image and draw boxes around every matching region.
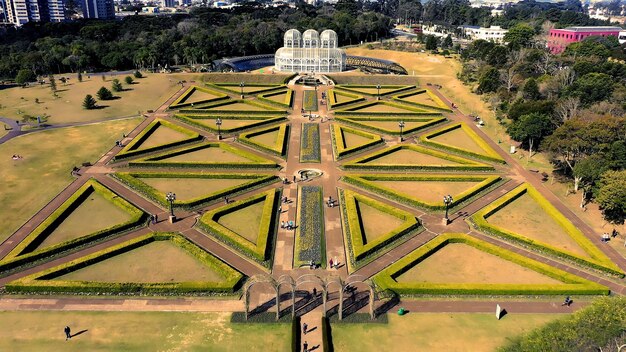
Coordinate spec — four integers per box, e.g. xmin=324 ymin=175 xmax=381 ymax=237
xmin=192 ymin=118 xmax=266 ymax=130
xmin=334 ymin=92 xmax=357 ymax=103
xmin=348 ymin=87 xmax=400 ymax=95
xmin=331 ymin=313 xmax=562 ymax=352
xmin=350 ymin=104 xmax=412 ymax=113
xmin=204 ymin=102 xmax=267 ymax=111
xmin=265 ymin=91 xmax=290 ymax=103
xmin=0 ymin=311 xmax=291 ymax=351
xmin=341 ymin=130 xmax=371 ymax=149
xmin=134 ymin=125 xmax=189 ymax=150
xmin=0 ymin=118 xmax=141 ymax=243
xmin=357 ymin=201 xmax=404 ymax=244
xmin=402 ymin=91 xmax=437 ymax=105
xmin=217 ymin=200 xmax=265 ymax=243
xmin=355 ymin=120 xmax=432 ymax=132
xmin=183 ymin=90 xmax=222 ymax=104
xmin=0 ymin=74 xmax=180 ymax=124
xmin=57 ymin=240 xmax=225 ymax=283
xmin=36 ymin=190 xmax=133 ymax=250
xmin=487 ymin=193 xmax=590 ymax=258
xmin=430 ymin=126 xmax=485 ymax=154
xmin=164 ymin=146 xmax=250 ymax=163
xmin=369 ymin=180 xmax=479 ymax=203
xmin=248 ymin=129 xmax=279 ymax=146
xmin=395 ymin=243 xmax=561 ymax=284
xmin=366 ymin=149 xmax=460 ymax=165
xmin=140 ymin=178 xmax=250 ymax=201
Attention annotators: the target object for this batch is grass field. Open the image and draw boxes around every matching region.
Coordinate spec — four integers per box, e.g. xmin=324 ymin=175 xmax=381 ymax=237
xmin=0 ymin=118 xmax=141 ymax=243
xmin=357 ymin=201 xmax=404 ymax=244
xmin=134 ymin=126 xmax=189 ymax=150
xmin=140 ymin=178 xmax=250 ymax=201
xmin=217 ymin=200 xmax=265 ymax=243
xmin=487 ymin=193 xmax=589 ymax=258
xmin=0 ymin=74 xmax=180 ymax=124
xmin=164 ymin=146 xmax=250 ymax=163
xmin=248 ymin=129 xmax=279 ymax=146
xmin=370 ymin=180 xmax=479 ymax=203
xmin=402 ymin=91 xmax=437 ymax=105
xmin=342 ymin=131 xmax=372 ymax=149
xmin=0 ymin=122 xmax=9 ymax=138
xmin=430 ymin=127 xmax=485 ymax=154
xmin=349 ymin=103 xmax=414 ymax=113
xmin=57 ymin=241 xmax=224 ymax=283
xmin=395 ymin=243 xmax=561 ymax=284
xmin=354 ymin=120 xmax=432 ymax=133
xmin=203 ymin=102 xmax=268 ymax=112
xmin=331 ymin=313 xmax=562 ymax=352
xmin=367 ymin=149 xmax=460 ymax=165
xmin=0 ymin=311 xmax=291 ymax=351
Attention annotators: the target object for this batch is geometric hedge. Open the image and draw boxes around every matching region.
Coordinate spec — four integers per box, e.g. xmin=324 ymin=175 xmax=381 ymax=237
xmin=330 ymin=124 xmax=383 ymax=160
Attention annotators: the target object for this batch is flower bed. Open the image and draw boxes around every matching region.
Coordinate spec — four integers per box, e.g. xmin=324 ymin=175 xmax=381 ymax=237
xmin=300 ymin=123 xmax=321 ymax=163
xmin=303 ymin=90 xmax=318 ymax=112
xmin=469 ymin=183 xmax=624 ymax=277
xmin=5 ymin=232 xmax=245 ymax=295
xmin=373 ymin=233 xmax=610 ymax=296
xmin=294 ymin=186 xmax=325 ymax=267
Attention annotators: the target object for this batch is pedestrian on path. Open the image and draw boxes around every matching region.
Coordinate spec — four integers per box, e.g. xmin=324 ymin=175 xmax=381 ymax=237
xmin=293 ymin=175 xmax=296 ymax=183
xmin=303 ymin=323 xmax=308 ymax=334
xmin=64 ymin=326 xmax=71 ymax=340
xmin=281 ymin=221 xmax=285 ymax=229
xmin=303 ymin=341 xmax=308 ymax=352
xmin=329 ymin=259 xmax=333 ymax=268
xmin=334 ymin=258 xmax=338 ymax=269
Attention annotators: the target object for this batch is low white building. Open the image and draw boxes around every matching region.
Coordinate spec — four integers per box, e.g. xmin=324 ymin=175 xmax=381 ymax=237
xmin=459 ymin=25 xmax=508 ymax=43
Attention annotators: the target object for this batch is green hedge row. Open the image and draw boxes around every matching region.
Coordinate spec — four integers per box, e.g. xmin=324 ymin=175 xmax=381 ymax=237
xmin=392 ymin=89 xmax=452 ymax=112
xmin=5 ymin=233 xmax=245 ymax=295
xmin=0 ymin=179 xmax=146 ymax=273
xmin=291 ymin=316 xmax=301 ymax=352
xmin=334 ymin=100 xmax=441 ymax=117
xmin=128 ymin=142 xmax=279 ymax=170
xmin=343 ymin=144 xmax=494 ymax=171
xmin=206 ymin=82 xmax=285 ymax=96
xmin=419 ymin=122 xmax=506 ymax=164
xmin=469 ymin=183 xmax=624 ymax=277
xmin=327 ymin=89 xmax=365 ymax=109
xmin=341 ymin=189 xmax=420 ymax=263
xmin=173 ymin=114 xmax=286 ymax=135
xmin=321 ymin=317 xmax=333 ymax=352
xmin=330 ymin=124 xmax=383 ymax=160
xmin=334 ymin=116 xmax=447 ymax=136
xmin=198 ymin=189 xmax=278 ymax=265
xmin=114 ymin=119 xmax=203 ymax=161
xmin=113 ymin=172 xmax=279 ymax=209
xmin=334 ymin=84 xmax=416 ymax=97
xmin=238 ymin=124 xmax=289 ymax=158
xmin=177 ymin=98 xmax=286 ymax=115
xmin=256 ymin=89 xmax=294 ymax=108
xmin=169 ymin=86 xmax=229 ymax=109
xmin=373 ymin=233 xmax=610 ymax=296
xmin=341 ymin=174 xmax=502 ymax=210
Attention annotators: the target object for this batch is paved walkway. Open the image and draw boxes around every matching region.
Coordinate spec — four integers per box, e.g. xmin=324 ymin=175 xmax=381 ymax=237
xmin=0 ymin=76 xmax=624 ymax=325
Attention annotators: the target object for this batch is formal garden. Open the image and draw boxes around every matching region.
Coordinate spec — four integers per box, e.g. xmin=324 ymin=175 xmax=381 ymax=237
xmin=0 ymin=71 xmax=623 ymax=351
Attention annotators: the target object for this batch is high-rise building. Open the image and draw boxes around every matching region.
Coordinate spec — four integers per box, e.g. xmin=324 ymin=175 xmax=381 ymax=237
xmin=82 ymin=0 xmax=114 ymax=19
xmin=161 ymin=0 xmax=175 ymax=7
xmin=1 ymin=0 xmax=9 ymax=22
xmin=6 ymin=0 xmax=65 ymax=25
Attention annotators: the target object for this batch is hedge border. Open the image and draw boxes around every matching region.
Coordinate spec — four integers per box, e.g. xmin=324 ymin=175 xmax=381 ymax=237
xmin=112 ymin=172 xmax=279 ymax=209
xmin=238 ymin=123 xmax=290 ymax=158
xmin=177 ymin=98 xmax=286 ymax=115
xmin=114 ymin=119 xmax=203 ymax=161
xmin=419 ymin=122 xmax=506 ymax=164
xmin=335 ymin=116 xmax=447 ymax=136
xmin=299 ymin=123 xmax=321 ymax=163
xmin=327 ymin=89 xmax=365 ymax=109
xmin=334 ymin=100 xmax=441 ymax=117
xmin=169 ymin=86 xmax=229 ymax=109
xmin=128 ymin=142 xmax=279 ymax=170
xmin=373 ymin=233 xmax=610 ymax=296
xmin=206 ymin=82 xmax=285 ymax=96
xmin=256 ymin=89 xmax=294 ymax=108
xmin=343 ymin=144 xmax=494 ymax=171
xmin=197 ymin=189 xmax=279 ymax=266
xmin=0 ymin=179 xmax=146 ymax=273
xmin=294 ymin=185 xmax=325 ymax=268
xmin=173 ymin=114 xmax=286 ymax=135
xmin=330 ymin=124 xmax=383 ymax=160
xmin=334 ymin=84 xmax=417 ymax=97
xmin=342 ymin=174 xmax=502 ymax=211
xmin=5 ymin=232 xmax=245 ymax=295
xmin=469 ymin=183 xmax=624 ymax=277
xmin=340 ymin=188 xmax=420 ymax=267
xmin=392 ymin=89 xmax=452 ymax=112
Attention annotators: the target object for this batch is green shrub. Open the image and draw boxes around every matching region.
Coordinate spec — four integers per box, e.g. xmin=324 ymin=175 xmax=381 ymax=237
xmin=292 ymin=316 xmax=301 ymax=352
xmin=469 ymin=183 xmax=624 ymax=277
xmin=96 ymin=86 xmax=113 ymax=100
xmin=5 ymin=233 xmax=244 ymax=295
xmin=373 ymin=233 xmax=610 ymax=296
xmin=238 ymin=124 xmax=289 ymax=158
xmin=321 ymin=317 xmax=333 ymax=352
xmin=82 ymin=94 xmax=97 ymax=109
xmin=125 ymin=76 xmax=134 ymax=85
xmin=111 ymin=79 xmax=123 ymax=92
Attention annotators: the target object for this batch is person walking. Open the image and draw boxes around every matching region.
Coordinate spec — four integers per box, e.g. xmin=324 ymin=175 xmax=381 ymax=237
xmin=303 ymin=323 xmax=308 ymax=335
xmin=153 ymin=214 xmax=158 ymax=224
xmin=64 ymin=326 xmax=71 ymax=340
xmin=303 ymin=341 xmax=308 ymax=352
xmin=329 ymin=259 xmax=333 ymax=268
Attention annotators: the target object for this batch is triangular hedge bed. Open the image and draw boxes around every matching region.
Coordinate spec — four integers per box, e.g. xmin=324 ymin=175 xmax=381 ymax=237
xmin=169 ymin=86 xmax=229 ymax=109
xmin=330 ymin=124 xmax=384 ymax=160
xmin=334 ymin=116 xmax=446 ymax=136
xmin=238 ymin=123 xmax=290 ymax=158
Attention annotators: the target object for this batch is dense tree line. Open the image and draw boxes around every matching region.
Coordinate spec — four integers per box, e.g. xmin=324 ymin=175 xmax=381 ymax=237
xmin=0 ymin=0 xmax=392 ymax=79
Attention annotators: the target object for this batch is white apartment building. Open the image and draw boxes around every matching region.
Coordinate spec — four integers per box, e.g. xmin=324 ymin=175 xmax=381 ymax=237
xmin=6 ymin=0 xmax=64 ymax=25
xmin=459 ymin=25 xmax=508 ymax=43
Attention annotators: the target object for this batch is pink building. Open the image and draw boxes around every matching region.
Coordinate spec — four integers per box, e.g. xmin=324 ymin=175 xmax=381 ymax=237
xmin=547 ymin=26 xmax=622 ymax=54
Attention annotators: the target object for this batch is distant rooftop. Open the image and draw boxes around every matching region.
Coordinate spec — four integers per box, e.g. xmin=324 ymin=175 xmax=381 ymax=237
xmin=558 ymin=26 xmax=623 ymax=32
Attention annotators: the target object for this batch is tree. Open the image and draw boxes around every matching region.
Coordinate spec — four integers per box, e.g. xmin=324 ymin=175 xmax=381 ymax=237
xmin=573 ymin=155 xmax=609 ymax=208
xmin=507 ymin=112 xmax=553 ymax=161
xmin=133 ymin=70 xmax=143 ymax=79
xmin=595 ymin=170 xmax=626 ymax=226
xmin=554 ymin=97 xmax=580 ymax=127
xmin=83 ymin=94 xmax=97 ymax=109
xmin=15 ymin=69 xmax=37 ymax=84
xmin=566 ymin=72 xmax=614 ymax=106
xmin=425 ymin=35 xmax=438 ymax=51
xmin=49 ymin=76 xmax=57 ymax=93
xmin=500 ymin=66 xmax=522 ymax=93
xmin=96 ymin=86 xmax=113 ymax=100
xmin=442 ymin=34 xmax=453 ymax=49
xmin=503 ymin=23 xmax=535 ymax=50
xmin=477 ymin=67 xmax=500 ymax=94
xmin=77 ymin=72 xmax=82 ymax=83
xmin=522 ymin=78 xmax=541 ymax=100
xmin=124 ymin=76 xmax=134 ymax=85
xmin=111 ymin=79 xmax=123 ymax=92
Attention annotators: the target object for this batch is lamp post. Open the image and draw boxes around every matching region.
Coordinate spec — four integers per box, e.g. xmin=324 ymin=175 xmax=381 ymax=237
xmin=216 ymin=117 xmax=222 ymax=140
xmin=166 ymin=192 xmax=176 ymax=223
xmin=443 ymin=194 xmax=453 ymax=225
xmin=376 ymin=84 xmax=381 ymax=100
xmin=398 ymin=120 xmax=405 ymax=142
xmin=240 ymin=81 xmax=245 ymax=99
